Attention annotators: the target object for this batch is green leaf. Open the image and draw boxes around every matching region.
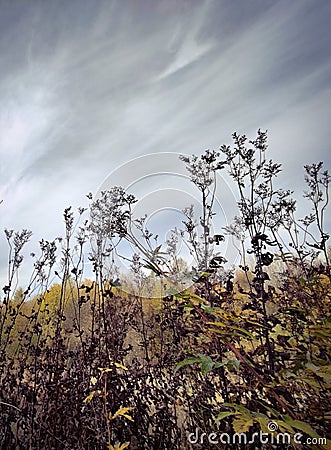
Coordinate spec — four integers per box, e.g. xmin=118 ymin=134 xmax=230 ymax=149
xmin=208 ymin=328 xmax=230 ymax=336
xmin=206 ymin=321 xmax=228 ymax=327
xmin=258 ymin=402 xmax=281 ymax=419
xmin=227 ymin=359 xmax=241 ymax=371
xmin=227 ymin=325 xmax=254 ymax=338
xmin=175 ymin=354 xmax=216 ymax=376
xmin=199 ymin=354 xmax=214 ymax=375
xmin=204 ymin=307 xmax=235 ymax=320
xmin=174 ymin=357 xmax=202 ymax=373
xmin=276 ymin=420 xmax=296 ymax=434
xmin=297 ymin=377 xmax=320 ymax=392
xmin=170 ymin=290 xmax=207 ymax=305
xmin=283 ymin=417 xmax=319 ymax=439
xmin=222 ymin=403 xmax=253 ymax=418
xmin=208 ymin=325 xmax=253 ymax=339
xmin=167 ymin=288 xmax=181 ymax=296
xmin=214 ymin=361 xmax=227 ymax=369
xmin=305 ymin=363 xmax=331 ymax=382
xmin=216 ymin=411 xmax=236 ymax=422
xmin=246 ymin=319 xmax=269 ymax=329
xmin=192 ymin=271 xmax=214 ymax=283
xmin=178 ymin=293 xmax=207 ymax=303
xmin=256 ymin=417 xmax=272 ymax=433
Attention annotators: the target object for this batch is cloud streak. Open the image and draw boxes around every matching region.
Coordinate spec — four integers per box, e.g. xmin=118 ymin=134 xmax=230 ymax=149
xmin=0 ymin=0 xmax=330 ymax=285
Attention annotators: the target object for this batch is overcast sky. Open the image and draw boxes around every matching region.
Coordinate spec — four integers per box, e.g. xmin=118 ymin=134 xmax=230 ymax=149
xmin=1 ymin=0 xmax=331 ymax=286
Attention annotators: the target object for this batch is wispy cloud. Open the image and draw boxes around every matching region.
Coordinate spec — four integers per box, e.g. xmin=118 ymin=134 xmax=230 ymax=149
xmin=0 ymin=0 xmax=330 ymax=285
xmin=158 ymin=1 xmax=213 ymax=79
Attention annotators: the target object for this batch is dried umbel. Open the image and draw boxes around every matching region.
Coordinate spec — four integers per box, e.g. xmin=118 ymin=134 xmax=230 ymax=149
xmin=89 ymin=187 xmax=137 ymax=240
xmin=179 ymin=150 xmax=227 ymax=274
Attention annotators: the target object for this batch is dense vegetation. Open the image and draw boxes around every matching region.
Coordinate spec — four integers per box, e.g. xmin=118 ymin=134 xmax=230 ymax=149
xmin=1 ymin=131 xmax=330 ymax=449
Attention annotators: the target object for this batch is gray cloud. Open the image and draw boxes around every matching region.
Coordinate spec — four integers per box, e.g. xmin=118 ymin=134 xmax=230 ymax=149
xmin=0 ymin=0 xmax=330 ymax=285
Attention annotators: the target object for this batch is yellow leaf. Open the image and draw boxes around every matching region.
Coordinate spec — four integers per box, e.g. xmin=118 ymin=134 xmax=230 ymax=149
xmin=122 ymin=414 xmax=133 ymax=421
xmin=233 ymin=417 xmax=254 ymax=433
xmin=299 ymin=376 xmax=321 ymax=392
xmin=108 ymin=443 xmax=130 ymax=450
xmin=270 ymin=324 xmax=291 ymax=340
xmin=83 ymin=390 xmax=96 ymax=404
xmin=100 ymin=362 xmax=129 ymax=372
xmin=306 ymin=363 xmax=331 ymax=383
xmin=207 ymin=321 xmax=227 ymax=327
xmin=276 ymin=420 xmax=295 ymax=434
xmin=98 ymin=367 xmax=113 ymax=373
xmin=115 ymin=362 xmax=129 ymax=371
xmin=256 ymin=417 xmax=271 ymax=433
xmin=118 ymin=443 xmax=130 ymax=450
xmin=213 ymin=309 xmax=235 ymax=320
xmin=112 ymin=406 xmax=134 ymax=421
xmin=90 ymin=376 xmax=98 ymax=386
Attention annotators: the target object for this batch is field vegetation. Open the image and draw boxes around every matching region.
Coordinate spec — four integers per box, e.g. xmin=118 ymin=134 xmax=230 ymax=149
xmin=0 ymin=131 xmax=330 ymax=449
